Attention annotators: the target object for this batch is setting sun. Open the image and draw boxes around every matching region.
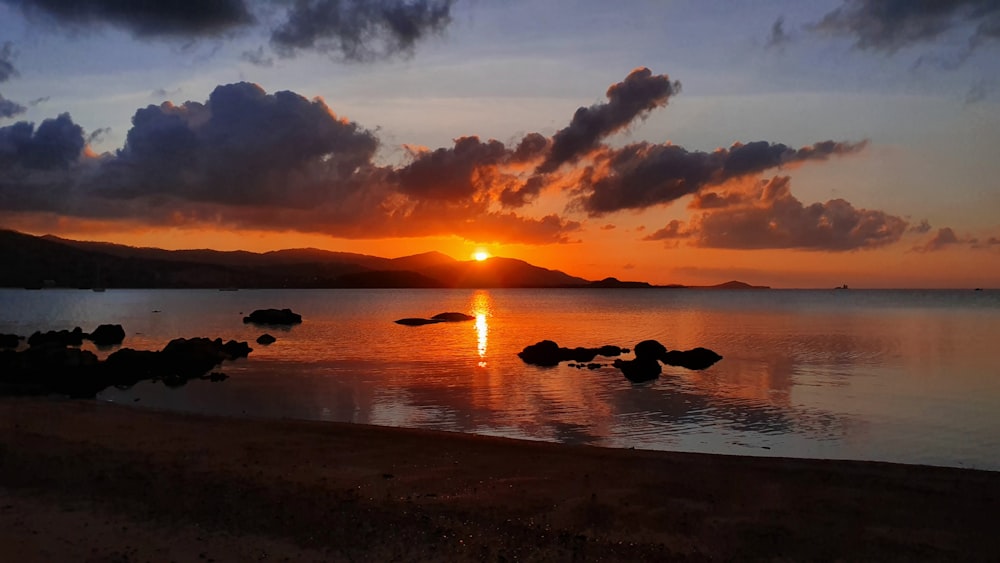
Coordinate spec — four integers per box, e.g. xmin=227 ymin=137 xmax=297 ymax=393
xmin=473 ymin=250 xmax=491 ymax=262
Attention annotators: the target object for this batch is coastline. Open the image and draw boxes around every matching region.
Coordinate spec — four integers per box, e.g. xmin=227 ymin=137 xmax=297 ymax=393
xmin=2 ymin=398 xmax=998 ymax=561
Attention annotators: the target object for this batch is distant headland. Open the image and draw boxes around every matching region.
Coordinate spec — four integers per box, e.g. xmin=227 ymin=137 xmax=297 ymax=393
xmin=0 ymin=230 xmax=769 ymax=290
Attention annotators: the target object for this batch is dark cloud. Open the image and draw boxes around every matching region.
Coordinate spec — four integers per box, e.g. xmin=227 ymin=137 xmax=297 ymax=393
xmin=766 ymin=16 xmax=791 ymax=49
xmin=811 ymin=0 xmax=1000 ymax=54
xmin=395 ymin=136 xmax=508 ymax=200
xmin=0 ymin=41 xmax=17 ymax=82
xmin=270 ymin=0 xmax=453 ymax=62
xmin=912 ymin=227 xmax=1000 ymax=252
xmin=28 ymin=96 xmax=50 ymax=106
xmin=0 ymin=113 xmax=84 ymax=170
xmin=536 ymin=68 xmax=681 ymax=174
xmin=645 ymin=176 xmax=908 ymax=251
xmin=241 ymin=45 xmax=274 ymax=67
xmin=1 ymin=0 xmax=254 ymax=38
xmin=98 ymin=82 xmax=378 ymax=207
xmin=0 ymin=94 xmax=26 ymax=119
xmin=0 ymin=82 xmax=580 ymax=245
xmin=909 ymin=219 xmax=932 ymax=234
xmin=576 ymin=139 xmax=866 ymax=216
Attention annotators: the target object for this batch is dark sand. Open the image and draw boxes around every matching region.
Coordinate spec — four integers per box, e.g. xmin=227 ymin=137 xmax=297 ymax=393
xmin=2 ymin=398 xmax=998 ymax=561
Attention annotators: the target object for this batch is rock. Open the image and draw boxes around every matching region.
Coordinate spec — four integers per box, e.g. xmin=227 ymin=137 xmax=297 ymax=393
xmin=517 ymin=340 xmax=564 ymax=366
xmin=518 ymin=341 xmax=625 ymax=366
xmin=586 ymin=363 xmax=602 ymax=370
xmin=613 ymin=358 xmax=662 ymax=383
xmin=243 ymin=308 xmax=302 ymax=325
xmin=204 ymin=371 xmax=228 ymax=382
xmin=0 ymin=333 xmax=23 ymax=349
xmin=661 ymin=347 xmax=723 ymax=370
xmin=430 ymin=312 xmax=475 ymax=322
xmin=256 ymin=333 xmax=276 ymax=345
xmin=87 ymin=324 xmax=126 ymax=346
xmin=633 ymin=339 xmax=667 ymax=361
xmin=395 ymin=318 xmax=442 ymax=326
xmin=27 ymin=327 xmax=85 ymax=347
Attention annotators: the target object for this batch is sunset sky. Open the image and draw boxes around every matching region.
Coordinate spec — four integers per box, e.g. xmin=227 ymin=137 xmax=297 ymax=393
xmin=1 ymin=0 xmax=999 ymax=288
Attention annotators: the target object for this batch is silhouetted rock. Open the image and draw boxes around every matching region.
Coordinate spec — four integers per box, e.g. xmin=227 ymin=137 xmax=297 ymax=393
xmin=2 ymin=333 xmax=252 ymax=398
xmin=661 ymin=347 xmax=723 ymax=370
xmin=395 ymin=317 xmax=442 ymax=326
xmin=87 ymin=324 xmax=126 ymax=346
xmin=431 ymin=312 xmax=475 ymax=322
xmin=518 ymin=340 xmax=563 ymax=366
xmin=256 ymin=333 xmax=276 ymax=345
xmin=517 ymin=341 xmax=624 ymax=366
xmin=634 ymin=339 xmax=667 ymax=360
xmin=0 ymin=333 xmax=23 ymax=348
xmin=613 ymin=358 xmax=662 ymax=383
xmin=243 ymin=308 xmax=302 ymax=325
xmin=27 ymin=327 xmax=84 ymax=347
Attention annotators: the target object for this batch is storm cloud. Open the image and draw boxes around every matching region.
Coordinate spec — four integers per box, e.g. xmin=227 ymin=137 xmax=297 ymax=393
xmin=0 ymin=94 xmax=26 ymax=119
xmin=576 ymin=139 xmax=867 ymax=216
xmin=0 ymin=0 xmax=254 ymax=38
xmin=537 ymin=68 xmax=680 ymax=174
xmin=0 ymin=113 xmax=84 ymax=170
xmin=99 ymin=82 xmax=379 ymax=207
xmin=812 ymin=0 xmax=1000 ymax=53
xmin=271 ymin=0 xmax=453 ymax=61
xmin=644 ymin=176 xmax=908 ymax=251
xmin=0 ymin=41 xmax=17 ymax=83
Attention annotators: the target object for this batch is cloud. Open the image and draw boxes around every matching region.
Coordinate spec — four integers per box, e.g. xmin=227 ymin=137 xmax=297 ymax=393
xmin=536 ymin=67 xmax=681 ymax=174
xmin=575 ymin=139 xmax=866 ymax=216
xmin=908 ymin=219 xmax=932 ymax=234
xmin=0 ymin=113 xmax=85 ymax=170
xmin=0 ymin=94 xmax=26 ymax=119
xmin=913 ymin=227 xmax=1000 ymax=252
xmin=395 ymin=136 xmax=509 ymax=200
xmin=0 ymin=41 xmax=17 ymax=83
xmin=241 ymin=45 xmax=274 ymax=67
xmin=766 ymin=16 xmax=791 ymax=49
xmin=645 ymin=176 xmax=908 ymax=251
xmin=270 ymin=0 xmax=453 ymax=62
xmin=811 ymin=0 xmax=1000 ymax=54
xmin=1 ymin=0 xmax=254 ymax=38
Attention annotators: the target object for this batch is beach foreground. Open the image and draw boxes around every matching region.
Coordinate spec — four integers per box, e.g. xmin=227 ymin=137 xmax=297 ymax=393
xmin=2 ymin=398 xmax=998 ymax=561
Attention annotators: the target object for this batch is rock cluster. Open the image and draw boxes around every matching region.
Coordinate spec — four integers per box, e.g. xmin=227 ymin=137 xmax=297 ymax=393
xmin=518 ymin=338 xmax=722 ymax=383
xmin=243 ymin=308 xmax=302 ymax=325
xmin=395 ymin=312 xmax=476 ymax=326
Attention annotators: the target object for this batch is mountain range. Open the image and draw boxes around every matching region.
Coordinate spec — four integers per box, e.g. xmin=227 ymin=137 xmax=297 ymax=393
xmin=0 ymin=230 xmax=768 ymax=289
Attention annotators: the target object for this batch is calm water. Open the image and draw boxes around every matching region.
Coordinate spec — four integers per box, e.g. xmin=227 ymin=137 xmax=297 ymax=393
xmin=2 ymin=288 xmax=999 ymax=470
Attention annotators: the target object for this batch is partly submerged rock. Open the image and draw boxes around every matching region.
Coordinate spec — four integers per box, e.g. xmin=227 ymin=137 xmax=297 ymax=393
xmin=27 ymin=327 xmax=85 ymax=348
xmin=517 ymin=340 xmax=624 ymax=366
xmin=633 ymin=339 xmax=667 ymax=361
xmin=430 ymin=312 xmax=476 ymax=322
xmin=256 ymin=333 xmax=277 ymax=345
xmin=243 ymin=308 xmax=302 ymax=325
xmin=395 ymin=317 xmax=442 ymax=326
xmin=87 ymin=324 xmax=126 ymax=346
xmin=395 ymin=312 xmax=475 ymax=326
xmin=613 ymin=358 xmax=662 ymax=383
xmin=0 ymin=333 xmax=23 ymax=349
xmin=661 ymin=347 xmax=723 ymax=370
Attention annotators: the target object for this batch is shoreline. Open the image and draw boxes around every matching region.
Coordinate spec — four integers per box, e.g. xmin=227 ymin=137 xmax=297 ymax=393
xmin=3 ymin=397 xmax=999 ymax=561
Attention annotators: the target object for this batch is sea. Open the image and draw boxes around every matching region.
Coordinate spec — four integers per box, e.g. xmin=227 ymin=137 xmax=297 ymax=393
xmin=2 ymin=288 xmax=998 ymax=471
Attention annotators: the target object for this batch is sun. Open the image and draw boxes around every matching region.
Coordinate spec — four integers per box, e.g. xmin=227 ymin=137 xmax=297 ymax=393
xmin=473 ymin=249 xmax=491 ymax=262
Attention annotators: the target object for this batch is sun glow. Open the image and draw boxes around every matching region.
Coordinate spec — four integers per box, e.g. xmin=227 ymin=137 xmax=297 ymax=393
xmin=473 ymin=249 xmax=491 ymax=261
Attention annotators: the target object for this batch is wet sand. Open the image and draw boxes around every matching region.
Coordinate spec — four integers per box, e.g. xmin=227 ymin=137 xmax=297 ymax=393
xmin=2 ymin=397 xmax=998 ymax=561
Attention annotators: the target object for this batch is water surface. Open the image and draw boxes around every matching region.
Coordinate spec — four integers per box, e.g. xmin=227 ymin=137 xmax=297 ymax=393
xmin=2 ymin=288 xmax=998 ymax=470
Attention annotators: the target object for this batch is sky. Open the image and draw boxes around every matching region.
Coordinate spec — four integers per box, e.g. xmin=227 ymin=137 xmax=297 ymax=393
xmin=1 ymin=0 xmax=999 ymax=288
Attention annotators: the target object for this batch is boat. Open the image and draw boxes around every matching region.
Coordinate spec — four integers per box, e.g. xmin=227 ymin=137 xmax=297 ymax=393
xmin=834 ymin=284 xmax=849 ymax=290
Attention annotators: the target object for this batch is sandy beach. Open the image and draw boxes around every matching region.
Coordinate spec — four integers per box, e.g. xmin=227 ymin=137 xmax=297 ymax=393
xmin=2 ymin=397 xmax=998 ymax=561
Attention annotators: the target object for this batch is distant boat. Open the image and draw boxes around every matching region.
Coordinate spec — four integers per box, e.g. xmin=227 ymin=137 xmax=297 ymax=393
xmin=974 ymin=288 xmax=983 ymax=291
xmin=834 ymin=284 xmax=849 ymax=290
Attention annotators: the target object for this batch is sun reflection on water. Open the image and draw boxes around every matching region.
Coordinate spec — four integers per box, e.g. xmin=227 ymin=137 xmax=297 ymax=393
xmin=472 ymin=290 xmax=492 ymax=367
